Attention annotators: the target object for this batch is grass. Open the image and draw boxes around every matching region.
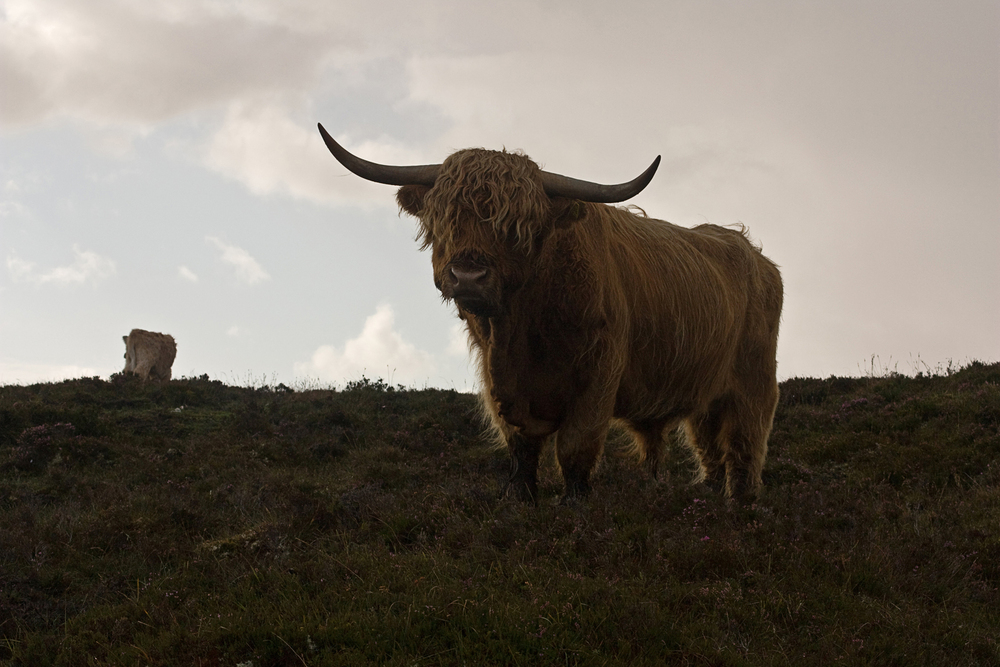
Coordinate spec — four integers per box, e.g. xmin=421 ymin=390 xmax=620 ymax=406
xmin=1 ymin=363 xmax=998 ymax=666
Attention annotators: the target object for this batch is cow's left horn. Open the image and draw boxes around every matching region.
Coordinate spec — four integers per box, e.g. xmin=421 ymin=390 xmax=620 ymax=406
xmin=318 ymin=123 xmax=441 ymax=186
xmin=539 ymin=156 xmax=661 ymax=204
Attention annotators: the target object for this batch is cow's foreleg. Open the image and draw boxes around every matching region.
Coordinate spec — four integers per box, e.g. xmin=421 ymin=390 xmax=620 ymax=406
xmin=502 ymin=433 xmax=542 ymax=504
xmin=555 ymin=387 xmax=614 ymax=502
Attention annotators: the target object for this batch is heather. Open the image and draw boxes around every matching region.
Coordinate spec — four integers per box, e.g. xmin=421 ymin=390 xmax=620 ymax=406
xmin=1 ymin=363 xmax=998 ymax=665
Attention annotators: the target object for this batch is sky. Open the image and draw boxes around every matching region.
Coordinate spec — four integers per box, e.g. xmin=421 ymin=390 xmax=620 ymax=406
xmin=1 ymin=0 xmax=997 ymax=389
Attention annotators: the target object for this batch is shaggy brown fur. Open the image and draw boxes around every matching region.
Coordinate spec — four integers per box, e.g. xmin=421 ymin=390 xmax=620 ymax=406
xmin=122 ymin=329 xmax=176 ymax=382
xmin=396 ymin=148 xmax=783 ymax=503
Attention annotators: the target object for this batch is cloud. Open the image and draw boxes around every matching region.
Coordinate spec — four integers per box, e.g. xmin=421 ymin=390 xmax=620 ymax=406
xmin=205 ymin=236 xmax=270 ymax=285
xmin=446 ymin=321 xmax=468 ymax=357
xmin=227 ymin=325 xmax=240 ymax=337
xmin=177 ymin=265 xmax=198 ymax=282
xmin=202 ymin=101 xmax=421 ymax=208
xmin=294 ymin=304 xmax=434 ymax=386
xmin=6 ymin=245 xmax=116 ymax=286
xmin=0 ymin=0 xmax=334 ymax=126
xmin=6 ymin=254 xmax=35 ymax=282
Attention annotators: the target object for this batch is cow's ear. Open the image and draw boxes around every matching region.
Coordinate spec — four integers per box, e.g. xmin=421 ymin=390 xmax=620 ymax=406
xmin=397 ymin=185 xmax=430 ymax=217
xmin=123 ymin=336 xmax=128 ymax=344
xmin=550 ymin=198 xmax=587 ymax=230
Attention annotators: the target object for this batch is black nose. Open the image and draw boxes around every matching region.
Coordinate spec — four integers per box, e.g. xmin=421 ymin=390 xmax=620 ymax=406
xmin=450 ymin=266 xmax=488 ymax=289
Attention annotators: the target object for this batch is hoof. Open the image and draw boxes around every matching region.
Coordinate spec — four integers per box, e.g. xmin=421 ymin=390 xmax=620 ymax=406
xmin=692 ymin=479 xmax=724 ymax=497
xmin=558 ymin=493 xmax=588 ymax=507
xmin=725 ymin=473 xmax=762 ymax=504
xmin=559 ymin=477 xmax=591 ymax=504
xmin=501 ymin=478 xmax=538 ymax=505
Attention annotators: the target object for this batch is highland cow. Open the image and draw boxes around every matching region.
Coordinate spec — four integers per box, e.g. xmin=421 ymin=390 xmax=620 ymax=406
xmin=122 ymin=329 xmax=176 ymax=382
xmin=318 ymin=123 xmax=783 ymax=503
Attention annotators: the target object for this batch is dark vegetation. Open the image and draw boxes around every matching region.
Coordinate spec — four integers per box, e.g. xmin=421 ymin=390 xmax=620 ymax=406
xmin=1 ymin=363 xmax=999 ymax=666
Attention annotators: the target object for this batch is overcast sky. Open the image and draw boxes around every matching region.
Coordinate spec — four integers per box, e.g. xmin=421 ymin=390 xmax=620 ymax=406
xmin=1 ymin=0 xmax=997 ymax=388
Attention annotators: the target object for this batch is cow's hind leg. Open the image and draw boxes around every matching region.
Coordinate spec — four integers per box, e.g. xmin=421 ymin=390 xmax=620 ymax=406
xmin=683 ymin=404 xmax=729 ymax=494
xmin=627 ymin=419 xmax=674 ymax=481
xmin=722 ymin=383 xmax=778 ymax=501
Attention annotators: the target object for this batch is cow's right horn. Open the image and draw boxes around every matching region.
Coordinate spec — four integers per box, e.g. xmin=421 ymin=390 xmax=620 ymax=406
xmin=318 ymin=124 xmax=441 ymax=186
xmin=538 ymin=156 xmax=661 ymax=204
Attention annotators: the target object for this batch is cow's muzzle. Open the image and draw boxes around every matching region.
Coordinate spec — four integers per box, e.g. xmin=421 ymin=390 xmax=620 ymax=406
xmin=445 ymin=265 xmax=495 ymax=317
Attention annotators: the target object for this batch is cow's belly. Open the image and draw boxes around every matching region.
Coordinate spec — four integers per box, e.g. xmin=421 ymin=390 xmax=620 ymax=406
xmin=613 ymin=353 xmax=734 ymax=422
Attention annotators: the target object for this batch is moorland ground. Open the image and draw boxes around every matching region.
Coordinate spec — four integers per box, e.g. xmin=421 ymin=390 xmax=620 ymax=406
xmin=1 ymin=363 xmax=999 ymax=665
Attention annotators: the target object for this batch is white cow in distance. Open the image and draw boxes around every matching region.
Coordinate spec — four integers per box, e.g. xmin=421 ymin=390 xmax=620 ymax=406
xmin=122 ymin=329 xmax=176 ymax=381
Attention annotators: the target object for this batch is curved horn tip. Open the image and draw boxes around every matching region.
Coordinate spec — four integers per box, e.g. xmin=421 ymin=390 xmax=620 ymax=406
xmin=642 ymin=155 xmax=661 ymax=179
xmin=315 ymin=121 xmax=442 ymax=187
xmin=643 ymin=155 xmax=661 ymax=176
xmin=317 ymin=123 xmax=339 ymax=153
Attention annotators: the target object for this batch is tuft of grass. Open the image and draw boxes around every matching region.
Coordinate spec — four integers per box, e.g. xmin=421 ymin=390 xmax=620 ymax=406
xmin=1 ymin=364 xmax=999 ymax=665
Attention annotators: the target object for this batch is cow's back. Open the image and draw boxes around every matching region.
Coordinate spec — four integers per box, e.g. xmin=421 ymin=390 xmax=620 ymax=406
xmin=580 ymin=209 xmax=781 ymax=419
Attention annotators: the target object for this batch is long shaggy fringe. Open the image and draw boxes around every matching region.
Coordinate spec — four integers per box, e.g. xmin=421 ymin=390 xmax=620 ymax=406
xmin=419 ymin=149 xmax=551 ymax=254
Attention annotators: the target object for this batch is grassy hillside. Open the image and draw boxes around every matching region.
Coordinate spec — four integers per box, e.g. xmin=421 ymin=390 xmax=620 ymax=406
xmin=1 ymin=364 xmax=998 ymax=666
